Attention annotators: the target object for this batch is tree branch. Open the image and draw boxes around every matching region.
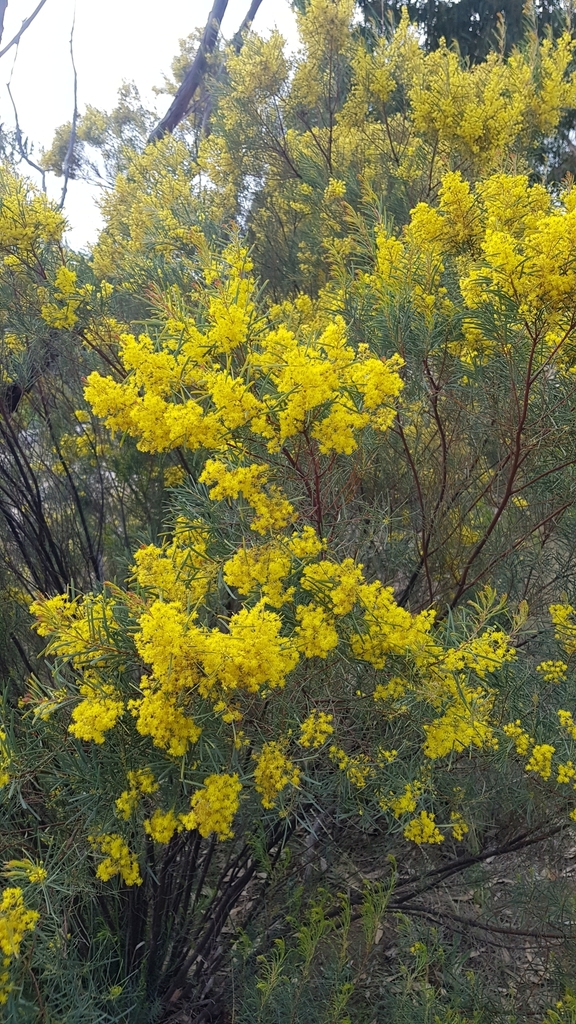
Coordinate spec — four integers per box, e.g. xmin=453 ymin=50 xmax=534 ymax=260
xmin=6 ymin=80 xmax=46 ymax=191
xmin=0 ymin=0 xmax=49 ymax=60
xmin=232 ymin=0 xmax=264 ymax=51
xmin=148 ymin=0 xmax=229 ymax=143
xmin=59 ymin=12 xmax=78 ymax=209
xmin=0 ymin=1 xmax=8 ymax=46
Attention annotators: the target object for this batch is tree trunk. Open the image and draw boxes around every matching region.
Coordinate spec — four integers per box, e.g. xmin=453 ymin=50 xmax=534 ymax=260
xmin=148 ymin=0 xmax=229 ymax=144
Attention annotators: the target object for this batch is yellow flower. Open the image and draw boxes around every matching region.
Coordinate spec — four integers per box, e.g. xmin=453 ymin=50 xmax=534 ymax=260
xmin=450 ymin=812 xmax=469 ymax=840
xmin=179 ymin=773 xmax=242 ymax=840
xmin=299 ymin=710 xmax=334 ymax=748
xmin=329 ymin=745 xmax=373 ymax=788
xmin=403 ymin=811 xmax=444 ymax=845
xmin=89 ymin=834 xmax=142 ymax=886
xmin=503 ymin=720 xmax=533 ymax=755
xmin=0 ymin=887 xmax=39 ymax=957
xmin=536 ymin=660 xmax=568 ymax=684
xmin=143 ymin=809 xmax=179 ymax=844
xmin=253 ymin=742 xmax=300 ymax=809
xmin=525 ymin=743 xmax=555 ymax=781
xmin=295 ymin=603 xmax=339 ymax=658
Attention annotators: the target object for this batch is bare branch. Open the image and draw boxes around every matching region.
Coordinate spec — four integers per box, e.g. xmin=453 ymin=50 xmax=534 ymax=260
xmin=0 ymin=0 xmax=49 ymax=61
xmin=6 ymin=80 xmax=46 ymax=191
xmin=0 ymin=1 xmax=8 ymax=46
xmin=232 ymin=0 xmax=264 ymax=52
xmin=148 ymin=0 xmax=229 ymax=143
xmin=59 ymin=12 xmax=78 ymax=209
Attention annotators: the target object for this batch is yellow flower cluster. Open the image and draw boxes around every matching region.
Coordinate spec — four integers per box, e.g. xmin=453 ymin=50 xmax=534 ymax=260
xmin=224 ymin=541 xmax=293 ymax=608
xmin=373 ymin=677 xmax=407 ymax=703
xmin=253 ymin=743 xmax=300 ymax=808
xmin=0 ymin=886 xmax=39 ymax=1004
xmin=143 ymin=808 xmax=180 ymax=844
xmin=525 ymin=744 xmax=555 ymax=781
xmin=557 ymin=761 xmax=576 ymax=785
xmin=69 ymin=679 xmax=124 ymax=745
xmin=550 ymin=604 xmax=576 ymax=654
xmin=132 ymin=519 xmax=215 ymax=608
xmin=90 ymin=834 xmax=142 ymax=886
xmin=0 ymin=887 xmax=39 ymax=956
xmin=299 ymin=710 xmax=334 ymax=748
xmin=115 ymin=769 xmax=158 ymax=819
xmin=385 ymin=781 xmax=423 ymax=817
xmin=200 ymin=460 xmax=295 ymax=535
xmin=329 ymin=745 xmax=373 ymax=788
xmin=83 ymin=243 xmax=404 ymax=542
xmin=503 ymin=720 xmax=533 ymax=756
xmin=295 ymin=603 xmax=339 ymax=658
xmin=0 ymin=729 xmax=10 ymax=789
xmin=403 ymin=811 xmax=444 ymax=845
xmin=450 ymin=813 xmax=469 ymax=840
xmin=40 ymin=265 xmax=92 ymax=330
xmin=180 ymin=773 xmax=242 ymax=840
xmin=558 ymin=710 xmax=576 ymax=741
xmin=536 ymin=661 xmax=568 ymax=684
xmin=3 ymin=860 xmax=47 ymax=885
xmin=423 ymin=688 xmax=497 ymax=759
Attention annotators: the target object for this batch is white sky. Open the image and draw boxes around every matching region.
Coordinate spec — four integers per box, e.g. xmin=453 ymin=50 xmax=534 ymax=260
xmin=0 ymin=0 xmax=299 ymax=248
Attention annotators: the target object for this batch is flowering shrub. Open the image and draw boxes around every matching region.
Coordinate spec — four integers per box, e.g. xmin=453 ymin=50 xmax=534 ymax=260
xmin=3 ymin=2 xmax=576 ymax=1020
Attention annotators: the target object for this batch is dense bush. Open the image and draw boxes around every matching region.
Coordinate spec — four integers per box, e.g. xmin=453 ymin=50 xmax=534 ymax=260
xmin=4 ymin=3 xmax=576 ymax=1020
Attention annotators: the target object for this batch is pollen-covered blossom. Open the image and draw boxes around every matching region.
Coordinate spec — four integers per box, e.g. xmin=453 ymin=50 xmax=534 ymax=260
xmin=179 ymin=773 xmax=242 ymax=839
xmin=295 ymin=603 xmax=339 ymax=658
xmin=130 ymin=684 xmax=202 ymax=756
xmin=442 ymin=629 xmax=516 ymax=679
xmin=386 ymin=781 xmax=423 ymax=817
xmin=286 ymin=526 xmax=325 ymax=560
xmin=403 ymin=811 xmax=444 ymax=845
xmin=115 ymin=770 xmax=158 ymax=820
xmin=300 ymin=558 xmax=364 ymax=615
xmin=0 ymin=885 xmax=39 ymax=1002
xmin=223 ymin=541 xmax=293 ymax=607
xmin=536 ymin=660 xmax=568 ymax=684
xmin=68 ymin=680 xmax=124 ymax=745
xmin=324 ymin=178 xmax=347 ymax=200
xmin=0 ymin=887 xmax=39 ymax=956
xmin=423 ymin=688 xmax=497 ymax=758
xmin=143 ymin=809 xmax=179 ymax=844
xmin=41 ymin=265 xmax=91 ymax=330
xmin=557 ymin=761 xmax=576 ymax=784
xmin=30 ymin=592 xmax=118 ymax=669
xmin=200 ymin=460 xmax=294 ymax=534
xmin=201 ymin=600 xmax=299 ymax=694
xmin=329 ymin=745 xmax=373 ymax=788
xmin=299 ymin=710 xmax=334 ymax=748
xmin=450 ymin=813 xmax=469 ymax=840
xmin=351 ymin=580 xmax=437 ymax=669
xmin=558 ymin=710 xmax=576 ymax=740
xmin=373 ymin=677 xmax=408 ymax=702
xmin=132 ymin=526 xmax=216 ymax=610
xmin=550 ymin=605 xmax=576 ymax=654
xmin=503 ymin=720 xmax=533 ymax=755
xmin=525 ymin=744 xmax=555 ymax=781
xmin=89 ymin=834 xmax=142 ymax=886
xmin=253 ymin=742 xmax=301 ymax=808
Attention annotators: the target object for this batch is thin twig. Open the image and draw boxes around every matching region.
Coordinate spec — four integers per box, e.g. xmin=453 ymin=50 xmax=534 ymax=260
xmin=60 ymin=10 xmax=78 ymax=210
xmin=6 ymin=81 xmax=46 ymax=191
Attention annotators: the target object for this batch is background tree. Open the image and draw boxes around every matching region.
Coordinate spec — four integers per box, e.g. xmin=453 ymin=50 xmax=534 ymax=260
xmin=358 ymin=0 xmax=568 ymax=62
